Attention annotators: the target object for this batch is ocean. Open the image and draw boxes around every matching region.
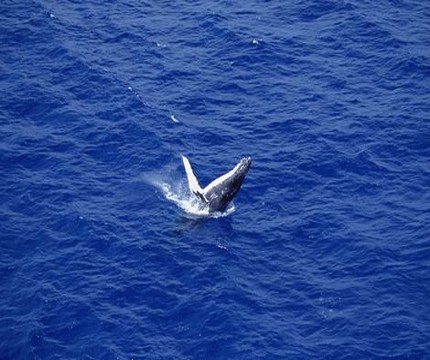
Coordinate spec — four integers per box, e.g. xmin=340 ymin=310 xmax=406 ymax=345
xmin=1 ymin=0 xmax=429 ymax=358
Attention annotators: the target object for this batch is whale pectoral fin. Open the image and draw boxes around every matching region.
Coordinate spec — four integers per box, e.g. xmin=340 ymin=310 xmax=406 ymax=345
xmin=203 ymin=161 xmax=240 ymax=195
xmin=182 ymin=155 xmax=207 ymax=202
xmin=193 ymin=190 xmax=209 ymax=204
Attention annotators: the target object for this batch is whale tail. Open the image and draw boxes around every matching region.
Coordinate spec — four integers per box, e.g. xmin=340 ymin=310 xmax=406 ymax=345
xmin=181 ymin=155 xmax=208 ymax=204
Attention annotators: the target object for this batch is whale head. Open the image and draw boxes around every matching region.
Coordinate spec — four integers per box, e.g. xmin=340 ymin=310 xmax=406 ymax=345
xmin=232 ymin=156 xmax=252 ymax=184
xmin=204 ymin=156 xmax=252 ymax=212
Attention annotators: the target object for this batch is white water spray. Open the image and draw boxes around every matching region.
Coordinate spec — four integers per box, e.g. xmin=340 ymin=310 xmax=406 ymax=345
xmin=145 ymin=171 xmax=235 ymax=218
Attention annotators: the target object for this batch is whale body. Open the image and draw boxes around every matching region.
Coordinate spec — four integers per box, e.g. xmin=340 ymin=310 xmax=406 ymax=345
xmin=182 ymin=155 xmax=251 ymax=213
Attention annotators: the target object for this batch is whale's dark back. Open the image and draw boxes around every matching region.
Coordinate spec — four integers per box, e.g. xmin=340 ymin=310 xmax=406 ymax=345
xmin=204 ymin=157 xmax=251 ymax=212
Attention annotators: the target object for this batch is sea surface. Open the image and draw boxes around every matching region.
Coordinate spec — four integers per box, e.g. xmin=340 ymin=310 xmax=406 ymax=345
xmin=1 ymin=0 xmax=429 ymax=359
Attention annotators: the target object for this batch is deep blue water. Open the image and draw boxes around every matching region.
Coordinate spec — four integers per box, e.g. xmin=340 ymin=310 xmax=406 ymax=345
xmin=1 ymin=0 xmax=430 ymax=358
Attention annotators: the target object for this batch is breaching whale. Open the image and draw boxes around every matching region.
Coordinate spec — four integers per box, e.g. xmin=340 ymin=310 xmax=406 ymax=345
xmin=182 ymin=155 xmax=251 ymax=213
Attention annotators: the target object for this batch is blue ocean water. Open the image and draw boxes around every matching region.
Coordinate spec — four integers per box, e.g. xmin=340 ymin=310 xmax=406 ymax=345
xmin=1 ymin=0 xmax=429 ymax=358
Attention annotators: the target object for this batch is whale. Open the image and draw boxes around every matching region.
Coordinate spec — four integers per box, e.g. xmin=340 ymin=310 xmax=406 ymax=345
xmin=182 ymin=155 xmax=251 ymax=213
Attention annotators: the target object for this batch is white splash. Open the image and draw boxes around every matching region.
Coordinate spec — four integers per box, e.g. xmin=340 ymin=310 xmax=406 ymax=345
xmin=154 ymin=41 xmax=167 ymax=48
xmin=170 ymin=114 xmax=179 ymax=123
xmin=146 ymin=172 xmax=235 ymax=218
